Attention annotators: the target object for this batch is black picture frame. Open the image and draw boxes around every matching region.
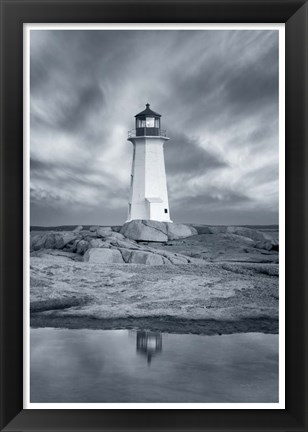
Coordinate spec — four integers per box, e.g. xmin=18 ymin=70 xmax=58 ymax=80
xmin=0 ymin=0 xmax=307 ymax=431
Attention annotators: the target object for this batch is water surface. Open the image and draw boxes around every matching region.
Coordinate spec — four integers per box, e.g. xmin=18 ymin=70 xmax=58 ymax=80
xmin=31 ymin=328 xmax=278 ymax=403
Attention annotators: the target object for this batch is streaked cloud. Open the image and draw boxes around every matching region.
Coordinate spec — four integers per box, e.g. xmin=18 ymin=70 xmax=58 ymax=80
xmin=30 ymin=29 xmax=279 ymax=226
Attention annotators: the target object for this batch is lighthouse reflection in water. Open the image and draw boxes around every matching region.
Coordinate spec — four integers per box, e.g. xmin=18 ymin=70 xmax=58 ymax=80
xmin=30 ymin=329 xmax=279 ymax=402
xmin=136 ymin=331 xmax=162 ymax=365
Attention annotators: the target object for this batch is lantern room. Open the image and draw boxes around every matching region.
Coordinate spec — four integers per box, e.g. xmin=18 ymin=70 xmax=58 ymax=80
xmin=135 ymin=103 xmax=161 ymax=136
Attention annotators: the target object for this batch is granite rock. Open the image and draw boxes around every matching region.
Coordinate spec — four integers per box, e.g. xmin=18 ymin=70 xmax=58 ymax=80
xmin=120 ymin=220 xmax=198 ymax=242
xmin=96 ymin=227 xmax=114 ymax=237
xmin=166 ymin=223 xmax=197 ymax=240
xmin=83 ymin=248 xmax=124 ymax=264
xmin=120 ymin=220 xmax=168 ymax=242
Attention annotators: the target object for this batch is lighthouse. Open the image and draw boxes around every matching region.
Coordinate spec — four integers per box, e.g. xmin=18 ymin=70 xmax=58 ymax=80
xmin=127 ymin=104 xmax=172 ymax=223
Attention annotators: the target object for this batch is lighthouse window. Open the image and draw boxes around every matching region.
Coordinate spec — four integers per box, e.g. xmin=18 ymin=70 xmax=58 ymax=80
xmin=155 ymin=119 xmax=160 ymax=128
xmin=137 ymin=119 xmax=145 ymax=128
xmin=146 ymin=117 xmax=155 ymax=127
xmin=137 ymin=119 xmax=146 ymax=128
xmin=164 ymin=209 xmax=168 ymax=213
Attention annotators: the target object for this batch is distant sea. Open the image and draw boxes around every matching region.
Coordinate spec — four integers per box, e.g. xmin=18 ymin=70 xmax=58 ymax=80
xmin=30 ymin=224 xmax=279 ymax=232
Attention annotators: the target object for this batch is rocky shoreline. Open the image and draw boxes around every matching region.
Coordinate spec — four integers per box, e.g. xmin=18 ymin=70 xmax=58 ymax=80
xmin=30 ymin=221 xmax=279 ymax=335
xmin=30 ymin=315 xmax=278 ymax=335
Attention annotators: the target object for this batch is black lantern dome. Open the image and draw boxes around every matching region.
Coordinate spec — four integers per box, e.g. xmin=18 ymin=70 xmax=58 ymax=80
xmin=135 ymin=103 xmax=161 ymax=136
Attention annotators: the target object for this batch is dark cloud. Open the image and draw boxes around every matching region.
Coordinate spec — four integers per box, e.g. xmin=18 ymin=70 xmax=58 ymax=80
xmin=159 ymin=31 xmax=279 ymax=132
xmin=57 ymin=83 xmax=104 ymax=132
xmin=222 ymin=46 xmax=278 ymax=115
xmin=30 ymin=156 xmax=128 ymax=194
xmin=165 ymin=133 xmax=227 ymax=177
xmin=30 ymin=28 xmax=279 ymax=226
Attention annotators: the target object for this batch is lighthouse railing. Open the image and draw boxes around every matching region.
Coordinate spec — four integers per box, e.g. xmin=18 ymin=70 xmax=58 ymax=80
xmin=128 ymin=129 xmax=167 ymax=138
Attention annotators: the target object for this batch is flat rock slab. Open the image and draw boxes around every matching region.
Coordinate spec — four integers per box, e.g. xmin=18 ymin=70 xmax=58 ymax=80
xmin=30 ymin=255 xmax=279 ymax=332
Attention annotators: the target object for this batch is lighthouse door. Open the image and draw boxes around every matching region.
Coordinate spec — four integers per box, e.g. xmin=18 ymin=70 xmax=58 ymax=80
xmin=145 ymin=198 xmax=163 ymax=221
xmin=150 ymin=203 xmax=162 ymax=221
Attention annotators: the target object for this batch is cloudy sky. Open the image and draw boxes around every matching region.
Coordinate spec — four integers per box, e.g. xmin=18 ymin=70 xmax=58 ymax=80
xmin=30 ymin=28 xmax=279 ymax=226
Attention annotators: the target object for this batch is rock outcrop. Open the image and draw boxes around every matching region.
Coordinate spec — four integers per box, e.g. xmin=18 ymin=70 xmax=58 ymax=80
xmin=96 ymin=227 xmax=113 ymax=237
xmin=226 ymin=227 xmax=278 ymax=251
xmin=255 ymin=239 xmax=279 ymax=252
xmin=192 ymin=225 xmax=279 ymax=252
xmin=226 ymin=226 xmax=269 ymax=242
xmin=120 ymin=220 xmax=197 ymax=242
xmin=73 ymin=225 xmax=83 ymax=233
xmin=31 ymin=231 xmax=78 ymax=251
xmin=119 ymin=249 xmax=166 ymax=265
xmin=84 ymin=248 xmax=124 ymax=264
xmin=30 ymin=222 xmax=278 ymax=265
xmin=191 ymin=225 xmax=212 ymax=235
xmin=30 ymin=224 xmax=196 ymax=265
xmin=166 ymin=223 xmax=197 ymax=240
xmin=120 ymin=220 xmax=168 ymax=242
xmin=76 ymin=240 xmax=89 ymax=254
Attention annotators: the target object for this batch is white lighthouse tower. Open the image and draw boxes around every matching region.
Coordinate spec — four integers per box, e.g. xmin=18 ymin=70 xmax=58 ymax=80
xmin=127 ymin=104 xmax=172 ymax=223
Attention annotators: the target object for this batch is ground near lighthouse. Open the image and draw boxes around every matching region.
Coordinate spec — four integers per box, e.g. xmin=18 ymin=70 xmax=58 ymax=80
xmin=30 ymin=225 xmax=279 ymax=335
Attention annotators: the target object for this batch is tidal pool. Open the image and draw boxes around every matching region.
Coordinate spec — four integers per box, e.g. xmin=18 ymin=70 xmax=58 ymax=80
xmin=30 ymin=328 xmax=278 ymax=403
